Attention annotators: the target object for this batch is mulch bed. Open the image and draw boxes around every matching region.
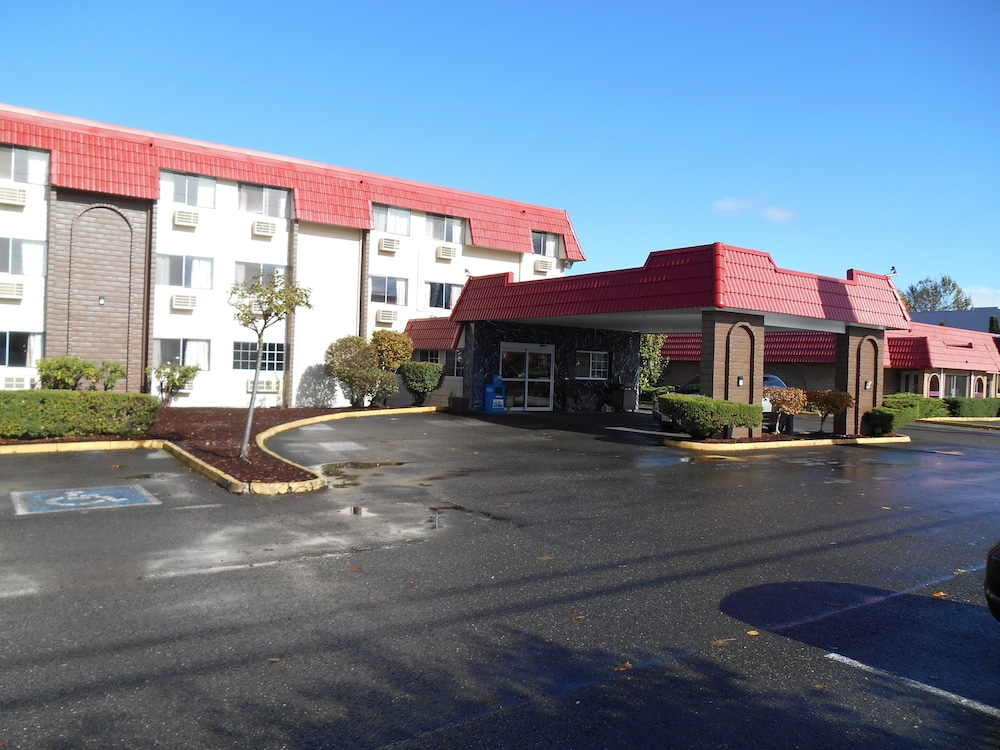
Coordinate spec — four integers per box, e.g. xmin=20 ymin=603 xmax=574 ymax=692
xmin=1 ymin=407 xmax=351 ymax=484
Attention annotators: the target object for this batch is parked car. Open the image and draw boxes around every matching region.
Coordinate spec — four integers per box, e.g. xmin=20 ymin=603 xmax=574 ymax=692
xmin=986 ymin=541 xmax=1000 ymax=621
xmin=652 ymin=374 xmax=787 ymax=432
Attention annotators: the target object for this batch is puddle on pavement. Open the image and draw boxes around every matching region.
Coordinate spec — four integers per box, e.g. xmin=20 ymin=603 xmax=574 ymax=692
xmin=632 ymin=454 xmax=692 ymax=468
xmin=338 ymin=505 xmax=377 ymax=517
xmin=322 ymin=461 xmax=406 ymax=488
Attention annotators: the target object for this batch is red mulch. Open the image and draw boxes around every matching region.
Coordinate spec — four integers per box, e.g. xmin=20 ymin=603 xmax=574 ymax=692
xmin=1 ymin=407 xmax=350 ymax=484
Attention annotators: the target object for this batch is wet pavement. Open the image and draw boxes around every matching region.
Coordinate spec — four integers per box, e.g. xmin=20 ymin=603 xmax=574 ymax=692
xmin=1 ymin=411 xmax=999 ymax=749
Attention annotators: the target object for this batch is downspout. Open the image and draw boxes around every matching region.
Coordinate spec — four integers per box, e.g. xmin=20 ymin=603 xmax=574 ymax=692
xmin=283 ymin=218 xmax=298 ymax=407
xmin=359 ymin=230 xmax=370 ymax=337
xmin=141 ymin=200 xmax=155 ymax=393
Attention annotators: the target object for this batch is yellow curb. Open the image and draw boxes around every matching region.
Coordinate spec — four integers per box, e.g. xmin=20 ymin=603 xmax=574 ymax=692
xmin=918 ymin=417 xmax=1000 ymax=430
xmin=667 ymin=435 xmax=911 ymax=452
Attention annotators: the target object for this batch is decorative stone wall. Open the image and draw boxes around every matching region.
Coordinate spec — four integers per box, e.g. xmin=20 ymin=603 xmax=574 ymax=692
xmin=462 ymin=321 xmax=639 ymax=412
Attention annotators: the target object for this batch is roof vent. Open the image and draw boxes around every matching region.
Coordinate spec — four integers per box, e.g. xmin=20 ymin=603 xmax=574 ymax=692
xmin=436 ymin=245 xmax=458 ymax=260
xmin=379 ymin=237 xmax=400 ymax=254
xmin=173 ymin=210 xmax=199 ymax=228
xmin=375 ymin=309 xmax=398 ymax=324
xmin=0 ymin=186 xmax=26 ymax=207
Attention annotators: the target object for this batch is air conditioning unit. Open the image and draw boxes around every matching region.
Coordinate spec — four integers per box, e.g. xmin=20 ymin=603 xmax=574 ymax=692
xmin=173 ymin=210 xmax=199 ymax=228
xmin=252 ymin=220 xmax=277 ymax=237
xmin=375 ymin=309 xmax=398 ymax=324
xmin=179 ymin=380 xmax=195 ymax=393
xmin=0 ymin=282 xmax=24 ymax=300
xmin=171 ymin=294 xmax=197 ymax=310
xmin=4 ymin=377 xmax=30 ymax=390
xmin=379 ymin=237 xmax=400 ymax=253
xmin=248 ymin=379 xmax=281 ymax=394
xmin=534 ymin=258 xmax=554 ymax=273
xmin=436 ymin=245 xmax=458 ymax=260
xmin=0 ymin=186 xmax=26 ymax=206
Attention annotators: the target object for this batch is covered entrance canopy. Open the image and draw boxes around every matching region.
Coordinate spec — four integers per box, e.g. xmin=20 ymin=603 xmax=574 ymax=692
xmin=450 ymin=243 xmax=912 ymax=434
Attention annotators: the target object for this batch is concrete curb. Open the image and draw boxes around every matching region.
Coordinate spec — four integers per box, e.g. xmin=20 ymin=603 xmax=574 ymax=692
xmin=918 ymin=417 xmax=1000 ymax=431
xmin=0 ymin=407 xmax=445 ymax=496
xmin=666 ymin=434 xmax=912 ymax=452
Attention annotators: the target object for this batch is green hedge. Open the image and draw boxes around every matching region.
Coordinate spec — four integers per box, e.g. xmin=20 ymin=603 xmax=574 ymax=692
xmin=867 ymin=405 xmax=921 ymax=435
xmin=944 ymin=397 xmax=1000 ymax=418
xmin=882 ymin=392 xmax=949 ymax=418
xmin=657 ymin=394 xmax=762 ymax=439
xmin=0 ymin=390 xmax=160 ymax=439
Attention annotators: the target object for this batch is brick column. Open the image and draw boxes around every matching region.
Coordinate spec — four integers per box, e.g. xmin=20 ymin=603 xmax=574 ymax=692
xmin=834 ymin=327 xmax=884 ymax=435
xmin=701 ymin=310 xmax=765 ymax=438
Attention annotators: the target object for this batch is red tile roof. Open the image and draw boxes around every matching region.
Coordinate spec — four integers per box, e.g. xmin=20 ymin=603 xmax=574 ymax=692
xmin=664 ymin=324 xmax=1000 ymax=374
xmin=404 ymin=317 xmax=463 ymax=350
xmin=886 ymin=322 xmax=1000 ymax=371
xmin=451 ymin=243 xmax=910 ymax=329
xmin=0 ymin=104 xmax=583 ymax=261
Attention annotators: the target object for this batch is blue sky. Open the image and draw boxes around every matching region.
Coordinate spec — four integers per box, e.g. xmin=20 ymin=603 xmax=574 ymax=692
xmin=5 ymin=1 xmax=998 ymax=305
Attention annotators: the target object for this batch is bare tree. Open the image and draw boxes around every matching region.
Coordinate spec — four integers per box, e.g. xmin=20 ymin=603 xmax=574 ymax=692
xmin=229 ymin=273 xmax=312 ymax=460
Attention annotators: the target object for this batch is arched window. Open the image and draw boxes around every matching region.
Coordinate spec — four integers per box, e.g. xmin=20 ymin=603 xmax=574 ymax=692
xmin=928 ymin=374 xmax=940 ymax=398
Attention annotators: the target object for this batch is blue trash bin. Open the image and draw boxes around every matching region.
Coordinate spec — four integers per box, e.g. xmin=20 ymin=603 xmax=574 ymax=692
xmin=483 ymin=375 xmax=506 ymax=413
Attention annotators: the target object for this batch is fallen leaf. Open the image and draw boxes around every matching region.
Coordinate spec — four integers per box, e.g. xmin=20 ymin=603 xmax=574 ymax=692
xmin=571 ymin=615 xmax=586 ymax=622
xmin=955 ymin=568 xmax=967 ymax=575
xmin=746 ymin=630 xmax=760 ymax=636
xmin=348 ymin=565 xmax=364 ymax=573
xmin=538 ymin=555 xmax=554 ymax=561
xmin=814 ymin=683 xmax=827 ymax=690
xmin=264 ymin=547 xmax=274 ymax=551
xmin=612 ymin=661 xmax=632 ymax=672
xmin=932 ymin=591 xmax=947 ymax=598
xmin=268 ymin=658 xmax=280 ymax=663
xmin=711 ymin=639 xmax=729 ymax=646
xmin=110 ymin=464 xmax=122 ymax=469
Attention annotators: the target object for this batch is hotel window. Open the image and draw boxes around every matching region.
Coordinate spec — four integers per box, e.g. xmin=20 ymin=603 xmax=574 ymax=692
xmin=233 ymin=341 xmax=285 ymax=371
xmin=235 ymin=261 xmax=285 ymax=284
xmin=153 ymin=339 xmax=211 ymax=370
xmin=239 ymin=184 xmax=290 ymax=219
xmin=156 ymin=255 xmax=213 ymax=289
xmin=416 ymin=349 xmax=441 ymax=364
xmin=532 ymin=231 xmax=561 ymax=257
xmin=0 ymin=146 xmax=49 ymax=185
xmin=0 ymin=332 xmax=42 ymax=367
xmin=371 ymin=276 xmax=407 ymax=305
xmin=575 ymin=351 xmax=608 ymax=380
xmin=446 ymin=349 xmax=464 ymax=377
xmin=165 ymin=171 xmax=216 ymax=208
xmin=425 ymin=213 xmax=465 ymax=244
xmin=428 ymin=282 xmax=462 ymax=309
xmin=0 ymin=238 xmax=47 ymax=276
xmin=373 ymin=204 xmax=411 ymax=236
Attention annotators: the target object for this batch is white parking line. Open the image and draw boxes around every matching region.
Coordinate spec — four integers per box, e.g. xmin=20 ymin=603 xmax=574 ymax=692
xmin=825 ymin=652 xmax=1000 ymax=719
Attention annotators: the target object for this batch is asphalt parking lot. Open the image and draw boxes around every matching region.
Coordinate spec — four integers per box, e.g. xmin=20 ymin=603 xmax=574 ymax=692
xmin=1 ymin=411 xmax=998 ymax=749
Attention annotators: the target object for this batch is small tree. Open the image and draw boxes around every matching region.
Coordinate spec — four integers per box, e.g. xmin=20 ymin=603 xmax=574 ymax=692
xmin=230 ymin=272 xmax=312 ymax=460
xmin=369 ymin=330 xmax=414 ymax=406
xmin=765 ymin=386 xmax=807 ymax=434
xmin=399 ymin=361 xmax=445 ymax=406
xmin=901 ymin=275 xmax=972 ymax=312
xmin=147 ymin=363 xmax=200 ymax=406
xmin=36 ymin=356 xmax=96 ymax=390
xmin=806 ymin=389 xmax=856 ymax=433
xmin=96 ymin=361 xmax=127 ymax=391
xmin=639 ymin=334 xmax=667 ymax=392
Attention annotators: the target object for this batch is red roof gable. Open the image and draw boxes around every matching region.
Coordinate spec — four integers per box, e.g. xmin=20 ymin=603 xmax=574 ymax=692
xmin=0 ymin=104 xmax=583 ymax=261
xmin=451 ymin=244 xmax=910 ymax=329
xmin=662 ymin=332 xmax=839 ymax=363
xmin=886 ymin=322 xmax=1000 ymax=371
xmin=404 ymin=317 xmax=464 ymax=350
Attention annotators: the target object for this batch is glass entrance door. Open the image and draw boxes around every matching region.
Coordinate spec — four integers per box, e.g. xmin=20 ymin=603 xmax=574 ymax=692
xmin=500 ymin=342 xmax=554 ymax=411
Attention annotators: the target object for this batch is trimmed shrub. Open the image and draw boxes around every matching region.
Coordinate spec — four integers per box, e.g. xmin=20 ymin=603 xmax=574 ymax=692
xmin=399 ymin=361 xmax=445 ymax=406
xmin=0 ymin=391 xmax=160 ymax=439
xmin=883 ymin=392 xmax=949 ymax=418
xmin=36 ymin=356 xmax=97 ymax=390
xmin=657 ymin=394 xmax=762 ymax=439
xmin=867 ymin=405 xmax=920 ymax=436
xmin=806 ymin=389 xmax=855 ymax=432
xmin=944 ymin=397 xmax=1000 ymax=417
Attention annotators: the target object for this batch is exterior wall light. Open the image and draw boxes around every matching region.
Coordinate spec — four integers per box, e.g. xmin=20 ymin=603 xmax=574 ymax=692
xmin=98 ymin=297 xmax=106 ymax=306
xmin=737 ymin=376 xmax=744 ymax=387
xmin=865 ymin=380 xmax=872 ymax=390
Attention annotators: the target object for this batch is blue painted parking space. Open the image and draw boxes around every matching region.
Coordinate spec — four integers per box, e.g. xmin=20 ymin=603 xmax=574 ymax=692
xmin=11 ymin=485 xmax=161 ymax=515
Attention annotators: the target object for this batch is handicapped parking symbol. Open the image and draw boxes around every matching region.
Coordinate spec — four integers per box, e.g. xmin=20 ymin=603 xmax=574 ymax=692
xmin=12 ymin=485 xmax=161 ymax=515
xmin=44 ymin=490 xmax=133 ymax=509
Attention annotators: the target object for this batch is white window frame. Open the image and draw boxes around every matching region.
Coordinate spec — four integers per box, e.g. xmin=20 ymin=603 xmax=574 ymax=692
xmin=373 ymin=204 xmax=411 ymax=236
xmin=428 ymin=282 xmax=462 ymax=310
xmin=446 ymin=349 xmax=464 ymax=377
xmin=0 ymin=331 xmax=43 ymax=367
xmin=156 ymin=254 xmax=214 ymax=289
xmin=370 ymin=276 xmax=407 ymax=305
xmin=165 ymin=171 xmax=216 ymax=208
xmin=233 ymin=341 xmax=285 ymax=371
xmin=235 ymin=261 xmax=285 ymax=284
xmin=416 ymin=349 xmax=441 ymax=364
xmin=153 ymin=339 xmax=211 ymax=370
xmin=532 ymin=231 xmax=562 ymax=258
xmin=425 ymin=213 xmax=465 ymax=244
xmin=575 ymin=350 xmax=609 ymax=380
xmin=0 ymin=238 xmax=47 ymax=276
xmin=239 ymin=183 xmax=290 ymax=219
xmin=0 ymin=146 xmax=49 ymax=185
